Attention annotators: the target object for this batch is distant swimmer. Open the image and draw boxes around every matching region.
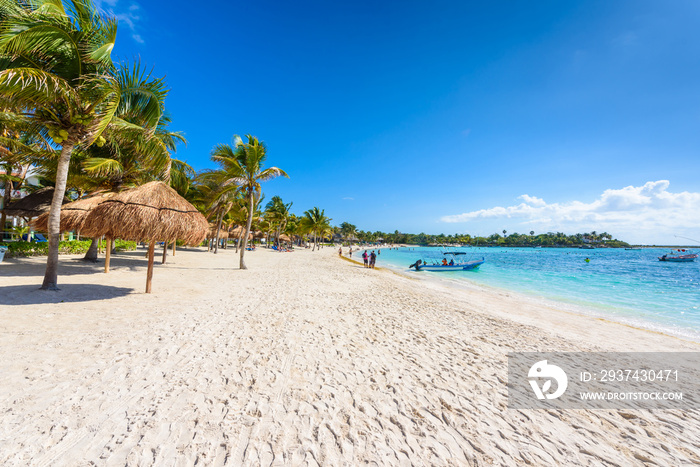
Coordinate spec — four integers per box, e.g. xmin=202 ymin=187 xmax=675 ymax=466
xmin=585 ymin=257 xmax=590 ymax=263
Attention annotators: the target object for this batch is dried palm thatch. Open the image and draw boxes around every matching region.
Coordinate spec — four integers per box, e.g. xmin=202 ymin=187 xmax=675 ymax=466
xmin=229 ymin=225 xmax=245 ymax=236
xmin=79 ymin=181 xmax=208 ymax=293
xmin=82 ymin=181 xmax=208 ymax=246
xmin=279 ymin=234 xmax=292 ymax=242
xmin=253 ymin=230 xmax=265 ymax=239
xmin=31 ymin=191 xmax=116 ymax=233
xmin=4 ymin=187 xmax=69 ymax=219
xmin=208 ymin=224 xmax=229 ymax=239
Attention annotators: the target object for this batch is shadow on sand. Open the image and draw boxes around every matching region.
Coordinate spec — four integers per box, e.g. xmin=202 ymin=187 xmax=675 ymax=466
xmin=0 ymin=250 xmax=155 ymax=278
xmin=0 ymin=283 xmax=135 ymax=305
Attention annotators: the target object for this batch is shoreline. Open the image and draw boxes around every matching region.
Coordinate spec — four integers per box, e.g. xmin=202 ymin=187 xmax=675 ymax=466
xmin=351 ymin=246 xmax=700 ymax=344
xmin=1 ymin=246 xmax=698 ymax=464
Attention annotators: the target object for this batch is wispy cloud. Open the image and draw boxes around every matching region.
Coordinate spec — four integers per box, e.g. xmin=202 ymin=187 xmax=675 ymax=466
xmin=342 ymin=197 xmax=354 ymax=201
xmin=95 ymin=0 xmax=144 ymax=44
xmin=440 ymin=181 xmax=700 ymax=243
xmin=612 ymin=31 xmax=638 ymax=48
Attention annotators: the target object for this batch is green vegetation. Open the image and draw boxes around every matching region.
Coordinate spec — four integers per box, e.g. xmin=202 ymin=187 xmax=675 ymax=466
xmin=0 ymin=239 xmax=136 ymax=258
xmin=339 ymin=228 xmax=630 ymax=248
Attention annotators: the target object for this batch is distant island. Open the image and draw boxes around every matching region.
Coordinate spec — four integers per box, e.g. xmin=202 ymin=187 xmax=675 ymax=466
xmin=339 ymin=225 xmax=630 ymax=248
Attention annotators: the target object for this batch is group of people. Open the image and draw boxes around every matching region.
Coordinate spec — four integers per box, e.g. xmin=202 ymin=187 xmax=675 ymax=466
xmin=338 ymin=247 xmax=378 ymax=269
xmin=362 ymin=250 xmax=377 ymax=268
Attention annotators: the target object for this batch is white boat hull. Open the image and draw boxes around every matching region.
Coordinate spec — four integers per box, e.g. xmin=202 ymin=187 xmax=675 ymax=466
xmin=416 ymin=259 xmax=484 ymax=271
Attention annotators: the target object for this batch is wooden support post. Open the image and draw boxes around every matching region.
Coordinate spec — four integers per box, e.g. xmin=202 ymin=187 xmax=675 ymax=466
xmin=162 ymin=240 xmax=168 ymax=264
xmin=172 ymin=240 xmax=176 ymax=256
xmin=104 ymin=238 xmax=112 ymax=273
xmin=146 ymin=241 xmax=155 ymax=293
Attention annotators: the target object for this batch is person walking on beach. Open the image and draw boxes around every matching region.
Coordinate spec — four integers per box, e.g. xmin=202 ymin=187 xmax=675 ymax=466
xmin=362 ymin=251 xmax=369 ymax=267
xmin=338 ymin=246 xmax=342 ymax=257
xmin=349 ymin=246 xmax=352 ymax=258
xmin=370 ymin=250 xmax=376 ymax=268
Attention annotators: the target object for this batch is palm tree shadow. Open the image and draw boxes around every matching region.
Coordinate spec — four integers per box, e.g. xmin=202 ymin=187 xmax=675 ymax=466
xmin=0 ymin=250 xmax=155 ymax=277
xmin=0 ymin=284 xmax=134 ymax=305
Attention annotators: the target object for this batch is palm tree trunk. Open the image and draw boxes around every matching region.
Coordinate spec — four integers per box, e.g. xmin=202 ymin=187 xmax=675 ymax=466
xmin=41 ymin=142 xmax=74 ymax=290
xmin=239 ymin=191 xmax=254 ymax=270
xmin=104 ymin=238 xmax=112 ymax=273
xmin=1 ymin=185 xmax=10 ymax=238
xmin=214 ymin=212 xmax=223 ymax=254
xmin=313 ymin=231 xmax=317 ymax=251
xmin=83 ymin=237 xmax=99 ymax=262
xmin=146 ymin=241 xmax=155 ymax=293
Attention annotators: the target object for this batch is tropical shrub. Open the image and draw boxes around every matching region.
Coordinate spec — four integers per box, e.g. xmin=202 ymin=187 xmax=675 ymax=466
xmin=0 ymin=240 xmax=136 ymax=258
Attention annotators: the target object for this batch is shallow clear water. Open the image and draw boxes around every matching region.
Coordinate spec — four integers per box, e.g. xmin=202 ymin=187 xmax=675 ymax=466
xmin=368 ymin=246 xmax=700 ymax=341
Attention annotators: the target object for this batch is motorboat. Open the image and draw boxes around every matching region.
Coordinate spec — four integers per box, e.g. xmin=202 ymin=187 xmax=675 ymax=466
xmin=409 ymin=252 xmax=484 ymax=271
xmin=658 ymin=249 xmax=697 ymax=262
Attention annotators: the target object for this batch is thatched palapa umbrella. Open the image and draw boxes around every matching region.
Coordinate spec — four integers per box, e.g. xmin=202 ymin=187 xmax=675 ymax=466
xmin=229 ymin=225 xmax=254 ymax=242
xmin=4 ymin=187 xmax=69 ymax=219
xmin=80 ymin=181 xmax=207 ymax=293
xmin=32 ymin=191 xmax=115 ymax=234
xmin=32 ymin=192 xmax=117 ymax=268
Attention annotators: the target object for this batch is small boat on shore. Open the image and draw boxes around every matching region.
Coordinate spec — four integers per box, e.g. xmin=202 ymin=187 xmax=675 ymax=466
xmin=409 ymin=252 xmax=485 ymax=271
xmin=658 ymin=249 xmax=697 ymax=262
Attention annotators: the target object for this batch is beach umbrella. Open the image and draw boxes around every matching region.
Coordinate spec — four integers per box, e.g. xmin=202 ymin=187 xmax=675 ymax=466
xmin=80 ymin=181 xmax=208 ymax=293
xmin=229 ymin=225 xmax=245 ymax=236
xmin=279 ymin=234 xmax=291 ymax=242
xmin=4 ymin=187 xmax=69 ymax=219
xmin=31 ymin=191 xmax=115 ymax=234
xmin=32 ymin=192 xmax=117 ymax=270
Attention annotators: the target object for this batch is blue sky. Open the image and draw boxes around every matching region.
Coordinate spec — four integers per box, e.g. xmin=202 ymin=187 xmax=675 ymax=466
xmin=99 ymin=0 xmax=700 ymax=244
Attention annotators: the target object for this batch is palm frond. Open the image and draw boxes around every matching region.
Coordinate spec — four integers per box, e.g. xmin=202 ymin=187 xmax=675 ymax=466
xmin=0 ymin=67 xmax=77 ymax=107
xmin=81 ymin=156 xmax=123 ymax=177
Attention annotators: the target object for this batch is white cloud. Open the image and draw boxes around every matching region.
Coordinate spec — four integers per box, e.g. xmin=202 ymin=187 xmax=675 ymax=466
xmin=342 ymin=197 xmax=354 ymax=201
xmin=95 ymin=0 xmax=144 ymax=44
xmin=441 ymin=181 xmax=700 ymax=244
xmin=518 ymin=194 xmax=546 ymax=207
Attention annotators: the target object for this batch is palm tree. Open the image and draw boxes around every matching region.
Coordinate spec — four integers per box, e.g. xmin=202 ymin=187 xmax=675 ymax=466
xmin=265 ymin=195 xmax=292 ymax=246
xmin=210 ymin=135 xmax=287 ymax=269
xmin=301 ymin=207 xmax=331 ymax=251
xmin=339 ymin=221 xmax=356 ymax=242
xmin=0 ymin=2 xmax=166 ymax=289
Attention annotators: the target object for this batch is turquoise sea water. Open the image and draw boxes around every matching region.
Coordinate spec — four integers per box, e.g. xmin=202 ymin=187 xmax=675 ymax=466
xmin=366 ymin=246 xmax=700 ymax=341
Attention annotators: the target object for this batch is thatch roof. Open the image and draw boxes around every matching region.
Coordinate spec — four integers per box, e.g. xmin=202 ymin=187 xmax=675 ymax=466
xmin=229 ymin=225 xmax=245 ymax=236
xmin=279 ymin=234 xmax=292 ymax=242
xmin=80 ymin=181 xmax=208 ymax=246
xmin=31 ymin=191 xmax=116 ymax=233
xmin=208 ymin=224 xmax=229 ymax=239
xmin=3 ymin=187 xmax=69 ymax=218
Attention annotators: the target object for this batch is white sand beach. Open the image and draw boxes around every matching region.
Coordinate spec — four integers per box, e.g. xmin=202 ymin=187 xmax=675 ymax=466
xmin=1 ymin=247 xmax=699 ymax=465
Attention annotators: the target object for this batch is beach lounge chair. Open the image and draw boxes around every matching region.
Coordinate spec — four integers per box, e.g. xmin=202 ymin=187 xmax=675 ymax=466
xmin=34 ymin=233 xmax=47 ymax=242
xmin=0 ymin=246 xmax=7 ymax=263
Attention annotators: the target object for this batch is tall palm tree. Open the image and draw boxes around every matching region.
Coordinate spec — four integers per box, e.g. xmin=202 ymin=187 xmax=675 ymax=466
xmin=0 ymin=1 xmax=166 ymax=289
xmin=210 ymin=135 xmax=288 ymax=269
xmin=301 ymin=207 xmax=331 ymax=251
